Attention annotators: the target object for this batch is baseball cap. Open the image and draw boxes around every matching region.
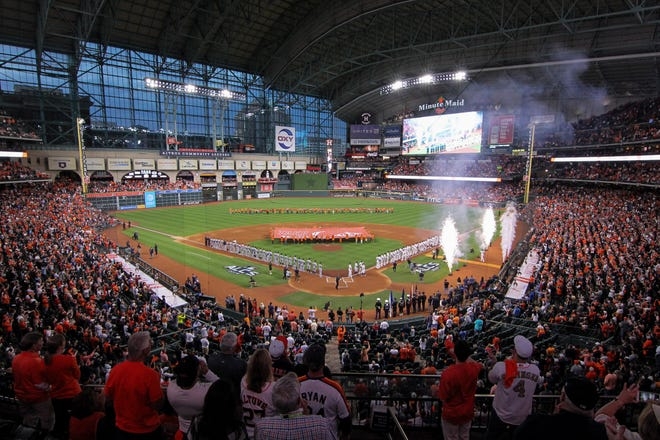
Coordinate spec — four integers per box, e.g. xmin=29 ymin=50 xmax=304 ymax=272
xmin=269 ymin=335 xmax=288 ymax=359
xmin=564 ymin=376 xmax=599 ymax=411
xmin=513 ymin=335 xmax=533 ymax=359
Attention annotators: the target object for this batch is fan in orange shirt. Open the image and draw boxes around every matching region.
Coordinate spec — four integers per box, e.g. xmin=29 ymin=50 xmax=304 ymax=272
xmin=44 ymin=333 xmax=82 ymax=439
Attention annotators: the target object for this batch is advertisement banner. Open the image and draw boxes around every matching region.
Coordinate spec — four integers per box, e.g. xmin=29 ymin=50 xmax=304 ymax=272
xmin=85 ymin=157 xmax=106 ymax=170
xmin=133 ymin=158 xmax=155 ymax=169
xmin=235 ymin=160 xmax=250 ymax=170
xmin=267 ymin=160 xmax=280 ymax=170
xmin=157 ymin=159 xmax=178 ymax=170
xmin=281 ymin=160 xmax=294 ymax=170
xmin=383 ymin=137 xmax=401 ymax=147
xmin=107 ymin=158 xmax=132 ymax=170
xmin=178 ymin=159 xmax=198 ymax=170
xmin=144 ymin=191 xmax=156 ymax=208
xmin=48 ymin=157 xmax=76 ymax=170
xmin=218 ymin=160 xmax=235 ymax=170
xmin=199 ymin=159 xmax=217 ymax=170
xmin=383 ymin=124 xmax=402 ymax=148
xmin=350 ymin=124 xmax=381 ymax=145
xmin=294 ymin=161 xmax=307 ymax=170
xmin=489 ymin=115 xmax=515 ymax=145
xmin=251 ymin=160 xmax=266 ymax=170
xmin=275 ymin=126 xmax=296 ymax=152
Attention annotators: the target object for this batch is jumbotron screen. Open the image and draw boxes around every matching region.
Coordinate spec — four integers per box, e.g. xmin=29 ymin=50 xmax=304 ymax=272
xmin=402 ymin=111 xmax=483 ymax=155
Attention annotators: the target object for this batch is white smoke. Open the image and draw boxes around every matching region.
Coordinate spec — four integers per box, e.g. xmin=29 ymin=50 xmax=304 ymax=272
xmin=500 ymin=202 xmax=518 ymax=262
xmin=480 ymin=206 xmax=496 ymax=250
xmin=440 ymin=216 xmax=459 ymax=274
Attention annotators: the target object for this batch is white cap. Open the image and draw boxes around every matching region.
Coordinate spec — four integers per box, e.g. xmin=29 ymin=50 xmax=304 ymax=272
xmin=514 ymin=335 xmax=533 ymax=359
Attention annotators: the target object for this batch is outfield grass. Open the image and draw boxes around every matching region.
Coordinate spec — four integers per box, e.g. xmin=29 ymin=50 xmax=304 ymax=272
xmin=112 ymin=198 xmax=499 ymax=308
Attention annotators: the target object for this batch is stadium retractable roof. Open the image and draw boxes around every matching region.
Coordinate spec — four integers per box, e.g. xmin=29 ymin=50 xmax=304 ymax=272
xmin=1 ymin=0 xmax=659 ymax=123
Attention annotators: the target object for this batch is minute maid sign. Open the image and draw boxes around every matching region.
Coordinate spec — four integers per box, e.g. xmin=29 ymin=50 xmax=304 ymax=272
xmin=275 ymin=126 xmax=295 ymax=152
xmin=418 ymin=96 xmax=465 ymax=114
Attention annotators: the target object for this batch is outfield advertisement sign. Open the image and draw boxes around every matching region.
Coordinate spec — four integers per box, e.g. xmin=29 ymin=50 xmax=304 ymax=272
xmin=48 ymin=157 xmax=76 ymax=170
xmin=157 ymin=159 xmax=178 ymax=170
xmin=133 ymin=158 xmax=155 ymax=169
xmin=275 ymin=126 xmax=296 ymax=152
xmin=199 ymin=159 xmax=217 ymax=170
xmin=107 ymin=158 xmax=131 ymax=170
xmin=218 ymin=160 xmax=235 ymax=170
xmin=85 ymin=157 xmax=106 ymax=170
xmin=252 ymin=160 xmax=266 ymax=170
xmin=179 ymin=159 xmax=198 ymax=170
xmin=144 ymin=191 xmax=156 ymax=208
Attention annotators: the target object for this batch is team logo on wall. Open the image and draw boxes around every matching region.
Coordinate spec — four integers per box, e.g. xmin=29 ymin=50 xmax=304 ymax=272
xmin=361 ymin=112 xmax=372 ymax=124
xmin=435 ymin=97 xmax=448 ymax=115
xmin=225 ymin=266 xmax=259 ymax=276
xmin=275 ymin=126 xmax=296 ymax=152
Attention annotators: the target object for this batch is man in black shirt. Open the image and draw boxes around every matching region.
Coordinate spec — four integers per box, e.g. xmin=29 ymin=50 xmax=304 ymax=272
xmin=207 ymin=332 xmax=247 ymax=392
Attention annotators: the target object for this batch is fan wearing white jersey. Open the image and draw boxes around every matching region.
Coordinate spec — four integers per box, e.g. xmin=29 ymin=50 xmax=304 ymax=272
xmin=298 ymin=343 xmax=351 ymax=440
xmin=485 ymin=335 xmax=544 ymax=440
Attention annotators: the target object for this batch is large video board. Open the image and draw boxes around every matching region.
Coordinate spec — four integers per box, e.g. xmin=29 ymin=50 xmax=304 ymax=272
xmin=402 ymin=111 xmax=483 ymax=155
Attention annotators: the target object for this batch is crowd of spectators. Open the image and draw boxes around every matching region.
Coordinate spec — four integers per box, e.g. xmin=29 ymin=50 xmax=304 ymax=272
xmin=536 ymin=159 xmax=658 ymax=185
xmin=86 ymin=178 xmax=200 ymax=193
xmin=0 ymin=175 xmax=656 ymax=437
xmin=0 ymin=97 xmax=658 ymax=438
xmin=0 ymin=110 xmax=41 ymax=141
xmin=572 ymin=97 xmax=660 ymax=146
xmin=0 ymin=161 xmax=49 ymax=181
xmin=341 ymin=183 xmax=658 ymax=406
xmin=388 ymin=155 xmax=526 ymax=178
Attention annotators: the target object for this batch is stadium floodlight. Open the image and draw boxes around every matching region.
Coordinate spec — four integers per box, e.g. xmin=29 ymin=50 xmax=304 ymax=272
xmin=551 ymin=154 xmax=660 ymax=162
xmin=144 ymin=78 xmax=246 ymax=101
xmin=0 ymin=151 xmax=28 ymax=158
xmin=380 ymin=71 xmax=469 ymax=95
xmin=418 ymin=74 xmax=434 ymax=84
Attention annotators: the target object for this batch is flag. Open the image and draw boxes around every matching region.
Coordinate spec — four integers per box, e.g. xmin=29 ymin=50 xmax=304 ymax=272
xmin=389 ymin=290 xmax=395 ymax=307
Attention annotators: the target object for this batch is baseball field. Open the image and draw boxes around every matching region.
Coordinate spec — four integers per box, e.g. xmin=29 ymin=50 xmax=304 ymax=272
xmin=105 ymin=197 xmax=509 ymax=317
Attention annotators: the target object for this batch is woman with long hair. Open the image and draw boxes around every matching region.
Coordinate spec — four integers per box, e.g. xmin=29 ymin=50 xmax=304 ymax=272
xmin=240 ymin=348 xmax=277 ymax=438
xmin=188 ymin=379 xmax=246 ymax=440
xmin=44 ymin=333 xmax=82 ymax=439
